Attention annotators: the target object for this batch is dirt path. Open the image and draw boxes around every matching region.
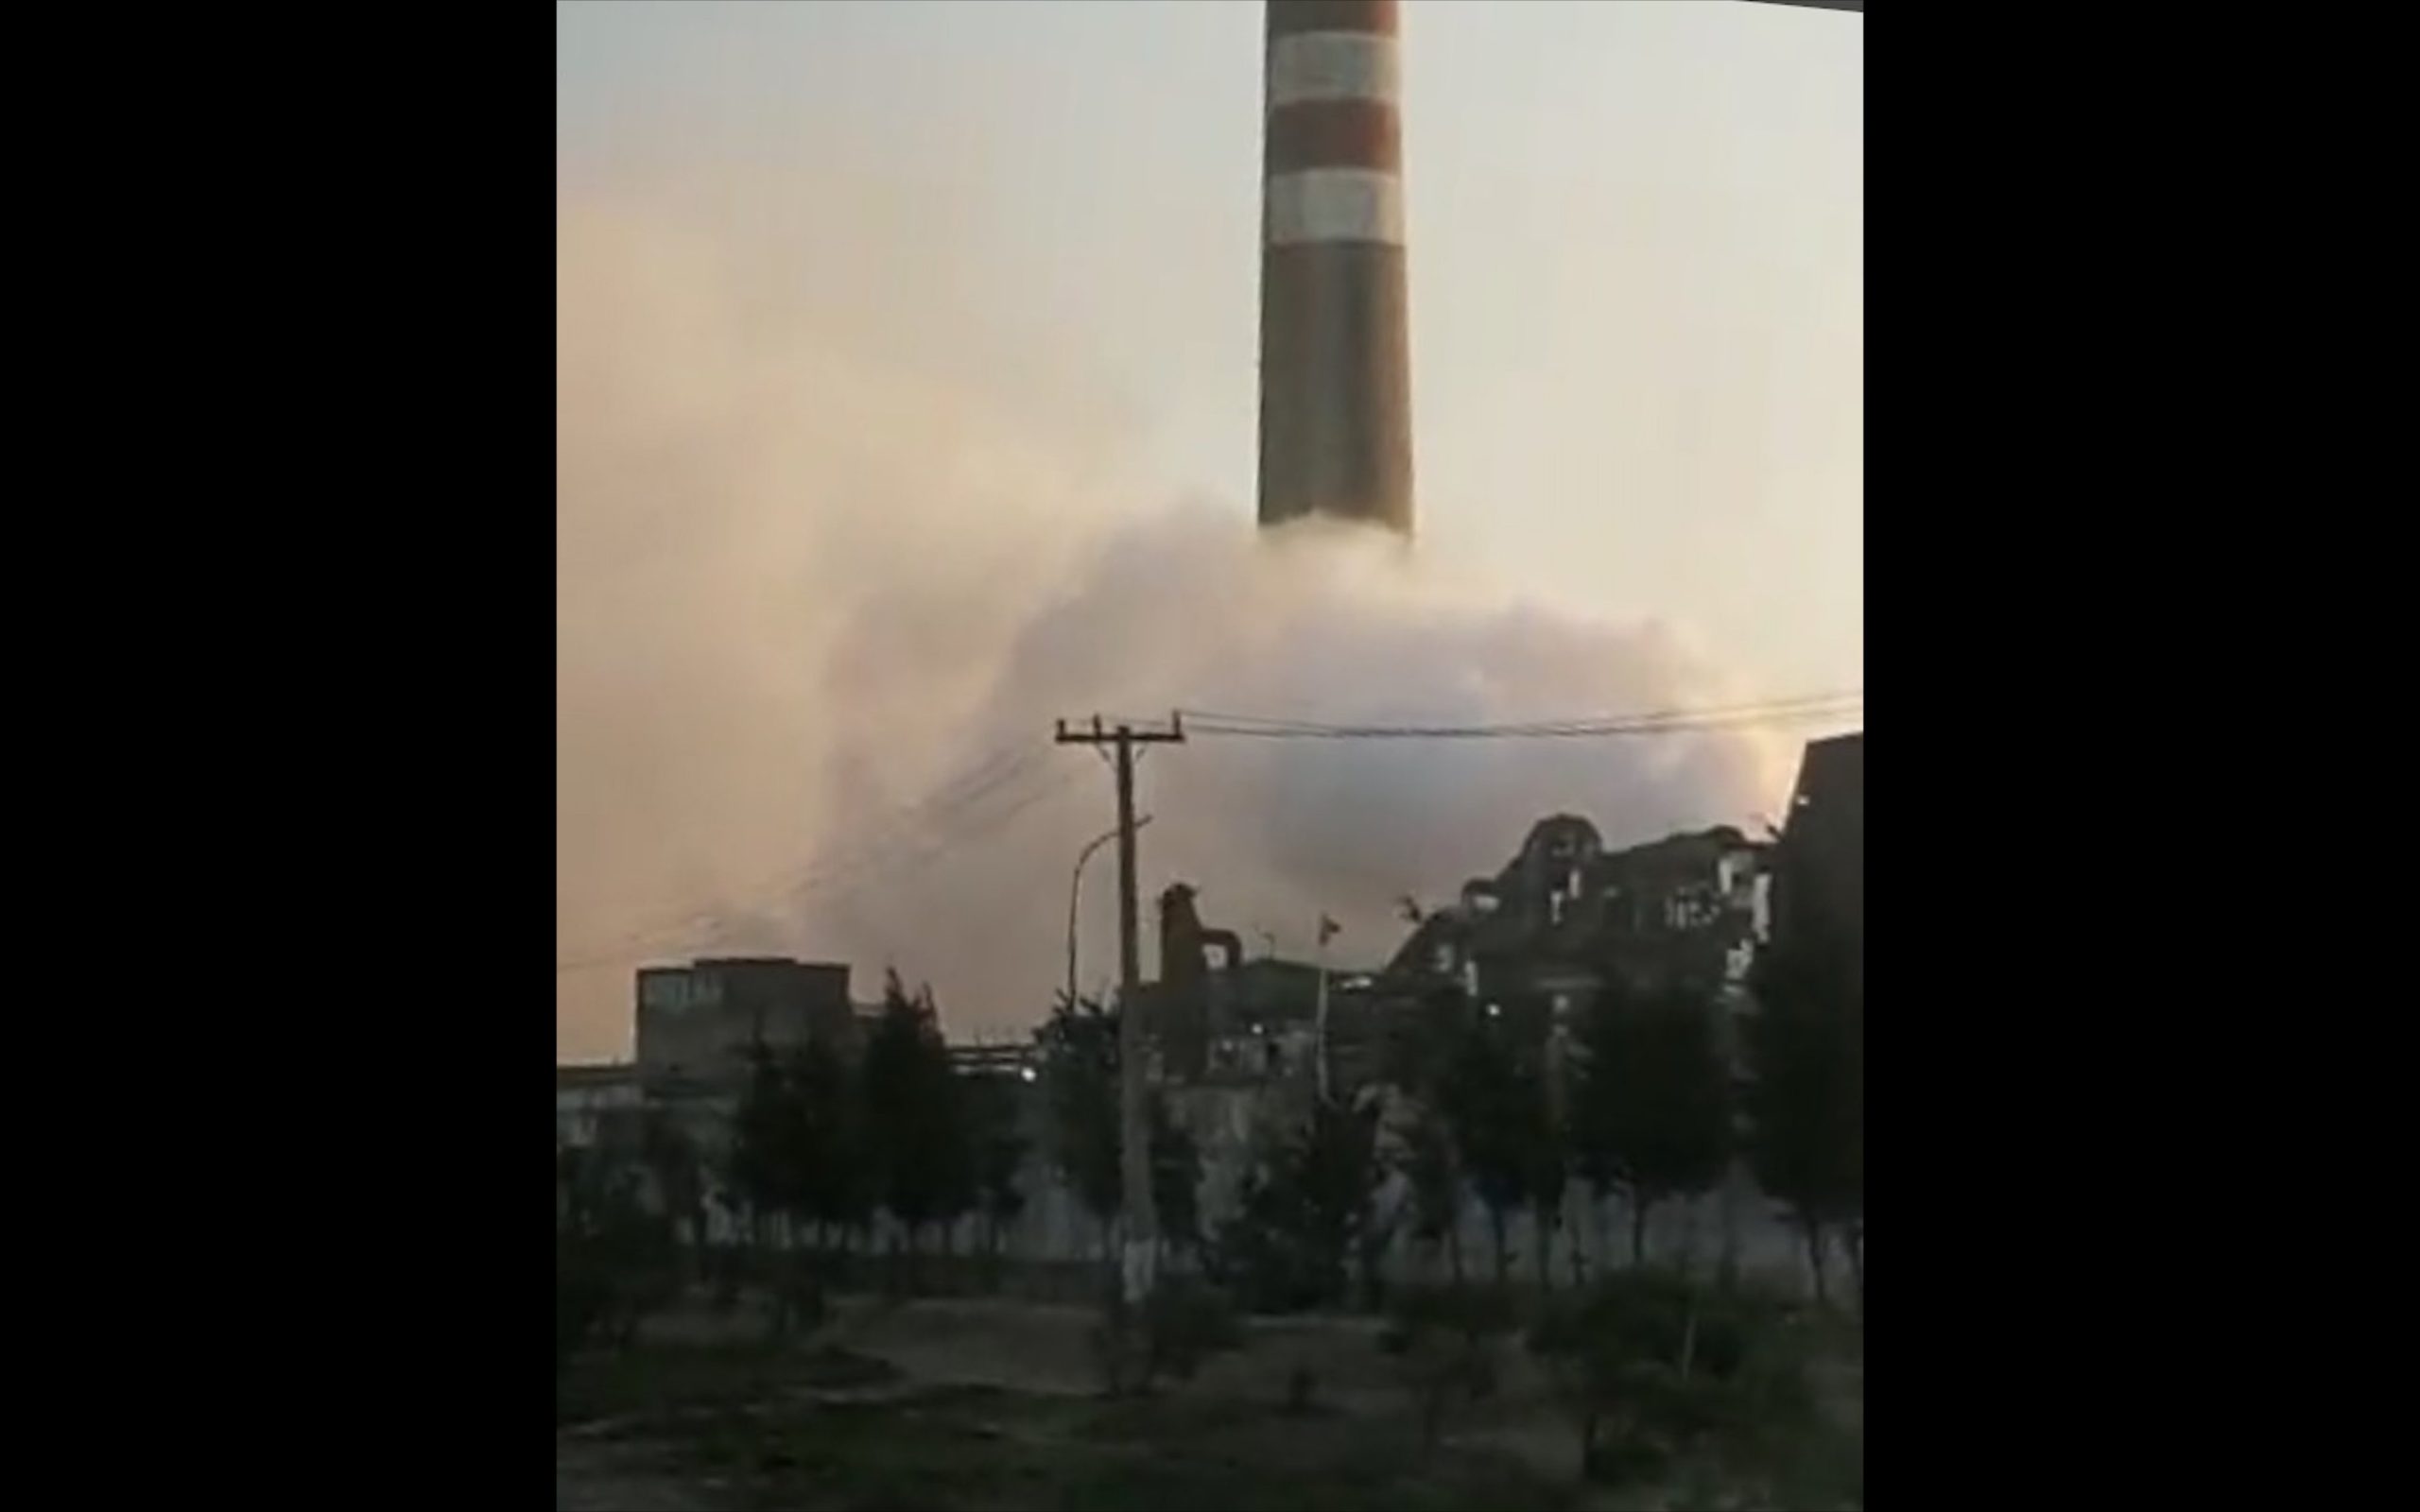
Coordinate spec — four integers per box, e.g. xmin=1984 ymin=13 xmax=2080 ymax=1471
xmin=819 ymin=1297 xmax=1106 ymax=1397
xmin=562 ymin=1297 xmax=1858 ymax=1509
xmin=555 ymin=1438 xmax=716 ymax=1512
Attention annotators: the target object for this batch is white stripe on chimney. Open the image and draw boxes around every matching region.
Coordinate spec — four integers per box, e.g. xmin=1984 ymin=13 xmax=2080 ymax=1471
xmin=1267 ymin=32 xmax=1401 ymax=110
xmin=1265 ymin=168 xmax=1404 ymax=247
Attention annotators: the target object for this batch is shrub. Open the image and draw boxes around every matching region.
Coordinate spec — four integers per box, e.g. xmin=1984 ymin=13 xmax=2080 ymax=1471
xmin=1143 ymin=1276 xmax=1244 ymax=1384
xmin=1285 ymin=1366 xmax=1317 ymax=1416
xmin=597 ymin=1211 xmax=683 ymax=1348
xmin=1529 ymin=1268 xmax=1816 ymax=1486
xmin=707 ymin=1246 xmax=743 ymax=1314
xmin=558 ymin=1195 xmax=682 ymax=1359
xmin=771 ymin=1250 xmax=829 ymax=1338
xmin=1383 ymin=1283 xmax=1518 ymax=1457
xmin=556 ymin=1240 xmax=611 ymax=1379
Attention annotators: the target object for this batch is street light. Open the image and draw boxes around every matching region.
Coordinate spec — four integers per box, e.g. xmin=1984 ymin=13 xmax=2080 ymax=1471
xmin=1068 ymin=814 xmax=1151 ymax=1007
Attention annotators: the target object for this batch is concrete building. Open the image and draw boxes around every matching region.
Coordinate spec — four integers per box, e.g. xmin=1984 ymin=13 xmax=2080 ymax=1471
xmin=1378 ymin=816 xmax=1773 ymax=1034
xmin=1772 ymin=731 xmax=1862 ymax=998
xmin=555 ymin=1062 xmax=644 ymax=1153
xmin=1120 ymin=817 xmax=1808 ymax=1286
xmin=634 ymin=956 xmax=861 ymax=1091
xmin=1147 ymin=882 xmax=1359 ymax=1085
xmin=1340 ymin=815 xmax=1808 ymax=1286
xmin=1135 ymin=883 xmax=1357 ymax=1237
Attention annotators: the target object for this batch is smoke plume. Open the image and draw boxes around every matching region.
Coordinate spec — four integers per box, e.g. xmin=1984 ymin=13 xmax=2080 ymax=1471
xmin=556 ymin=173 xmax=1797 ymax=1059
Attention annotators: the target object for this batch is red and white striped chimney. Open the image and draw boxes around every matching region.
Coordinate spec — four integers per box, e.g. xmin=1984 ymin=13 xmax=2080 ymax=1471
xmin=1257 ymin=0 xmax=1413 ymax=537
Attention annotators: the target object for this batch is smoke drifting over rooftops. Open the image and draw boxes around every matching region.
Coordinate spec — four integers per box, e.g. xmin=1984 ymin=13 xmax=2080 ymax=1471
xmin=556 ymin=170 xmax=1798 ymax=1061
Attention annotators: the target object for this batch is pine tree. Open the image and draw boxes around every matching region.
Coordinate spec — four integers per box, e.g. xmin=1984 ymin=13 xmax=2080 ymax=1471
xmin=861 ymin=972 xmax=971 ymax=1288
xmin=1033 ymin=992 xmax=1200 ymax=1275
xmin=1442 ymin=1019 xmax=1538 ymax=1288
xmin=967 ymin=1074 xmax=1029 ymax=1279
xmin=1571 ymin=978 xmax=1734 ymax=1266
xmin=1742 ymin=937 xmax=1861 ymax=1303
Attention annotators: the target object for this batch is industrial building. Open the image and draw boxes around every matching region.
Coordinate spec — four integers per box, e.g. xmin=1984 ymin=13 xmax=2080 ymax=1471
xmin=1146 ymin=882 xmax=1355 ymax=1086
xmin=559 ymin=750 xmax=1852 ymax=1288
xmin=1772 ymin=730 xmax=1863 ymax=998
xmin=555 ymin=1061 xmax=645 ymax=1158
xmin=634 ymin=956 xmax=862 ymax=1091
xmin=1376 ymin=817 xmax=1772 ymax=1029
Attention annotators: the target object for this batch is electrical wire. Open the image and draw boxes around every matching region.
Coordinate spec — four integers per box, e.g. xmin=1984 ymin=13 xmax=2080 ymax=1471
xmin=554 ymin=747 xmax=1060 ymax=972
xmin=557 ymin=689 xmax=1860 ymax=974
xmin=1176 ymin=689 xmax=1862 ymax=740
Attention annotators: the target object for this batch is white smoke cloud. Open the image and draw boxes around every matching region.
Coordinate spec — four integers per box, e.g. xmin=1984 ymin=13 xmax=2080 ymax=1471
xmin=556 ymin=174 xmax=1800 ymax=1059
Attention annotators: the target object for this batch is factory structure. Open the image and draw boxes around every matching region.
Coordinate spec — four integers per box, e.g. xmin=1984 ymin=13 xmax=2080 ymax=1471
xmin=557 ymin=733 xmax=1863 ymax=1287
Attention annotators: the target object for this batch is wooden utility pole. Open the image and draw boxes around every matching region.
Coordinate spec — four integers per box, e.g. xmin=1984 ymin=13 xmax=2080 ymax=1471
xmin=1053 ymin=713 xmax=1184 ymax=1306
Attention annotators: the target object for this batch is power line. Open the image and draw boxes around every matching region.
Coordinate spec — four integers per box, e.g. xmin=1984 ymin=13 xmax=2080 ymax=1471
xmin=553 ymin=768 xmax=1073 ymax=975
xmin=554 ymin=749 xmax=1065 ymax=973
xmin=560 ymin=746 xmax=1035 ymax=950
xmin=555 ymin=689 xmax=1860 ymax=973
xmin=555 ymin=757 xmax=1034 ymax=971
xmin=1181 ymin=689 xmax=1857 ymax=736
xmin=1177 ymin=689 xmax=1862 ymax=740
xmin=785 ymin=766 xmax=1079 ymax=908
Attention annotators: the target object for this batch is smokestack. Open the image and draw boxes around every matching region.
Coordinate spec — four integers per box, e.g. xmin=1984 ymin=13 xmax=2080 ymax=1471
xmin=1257 ymin=0 xmax=1414 ymax=536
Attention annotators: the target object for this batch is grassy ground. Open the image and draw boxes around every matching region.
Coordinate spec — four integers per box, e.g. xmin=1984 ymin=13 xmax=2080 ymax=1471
xmin=562 ymin=1349 xmax=1572 ymax=1511
xmin=557 ymin=1297 xmax=1859 ymax=1512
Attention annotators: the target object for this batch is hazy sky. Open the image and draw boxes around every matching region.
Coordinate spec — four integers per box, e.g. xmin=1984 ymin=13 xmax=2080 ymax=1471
xmin=556 ymin=0 xmax=1862 ymax=696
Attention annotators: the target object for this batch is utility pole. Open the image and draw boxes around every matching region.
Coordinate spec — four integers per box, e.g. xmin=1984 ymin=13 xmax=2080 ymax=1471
xmin=1314 ymin=913 xmax=1340 ymax=1104
xmin=1053 ymin=713 xmax=1185 ymax=1307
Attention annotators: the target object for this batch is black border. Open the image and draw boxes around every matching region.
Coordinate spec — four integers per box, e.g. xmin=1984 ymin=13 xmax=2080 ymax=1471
xmin=1874 ymin=4 xmax=2275 ymax=1501
xmin=122 ymin=5 xmax=546 ymax=1497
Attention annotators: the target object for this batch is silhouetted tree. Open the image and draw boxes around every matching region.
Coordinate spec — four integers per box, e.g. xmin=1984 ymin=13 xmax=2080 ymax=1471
xmin=1572 ymin=979 xmax=1735 ymax=1266
xmin=785 ymin=1033 xmax=872 ymax=1253
xmin=721 ymin=1039 xmax=846 ymax=1332
xmin=1150 ymin=1094 xmax=1202 ymax=1258
xmin=1215 ymin=1092 xmax=1384 ymax=1312
xmin=1383 ymin=1284 xmax=1518 ymax=1463
xmin=638 ymin=1107 xmax=707 ymax=1275
xmin=557 ymin=1140 xmax=679 ymax=1354
xmin=967 ymin=1073 xmax=1029 ymax=1280
xmin=1033 ymin=992 xmax=1201 ymax=1276
xmin=1528 ymin=1268 xmax=1777 ymax=1483
xmin=726 ymin=1044 xmax=792 ymax=1254
xmin=1396 ymin=1099 xmax=1466 ymax=1285
xmin=1529 ymin=1090 xmax=1569 ymax=1295
xmin=1443 ymin=1019 xmax=1543 ymax=1286
xmin=1742 ymin=937 xmax=1862 ymax=1303
xmin=1385 ymin=987 xmax=1478 ymax=1287
xmin=557 ymin=1140 xmax=599 ymax=1232
xmin=862 ymin=972 xmax=972 ymax=1288
xmin=1036 ymin=993 xmax=1123 ymax=1255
